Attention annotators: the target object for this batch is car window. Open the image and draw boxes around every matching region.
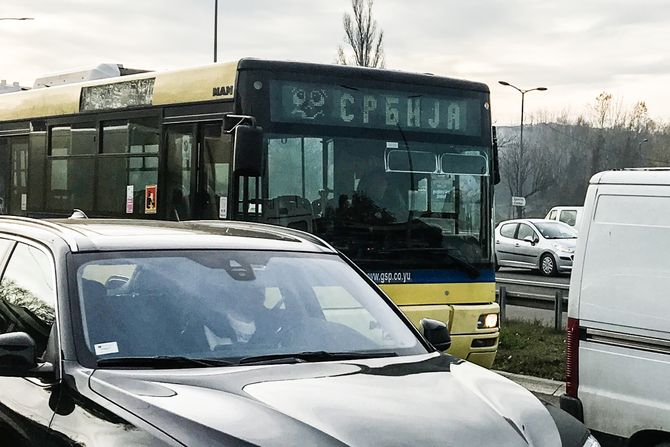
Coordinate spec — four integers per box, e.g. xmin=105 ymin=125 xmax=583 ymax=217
xmin=499 ymin=223 xmax=516 ymax=238
xmin=516 ymin=224 xmax=536 ymax=241
xmin=559 ymin=210 xmax=577 ymax=226
xmin=548 ymin=210 xmax=557 ymax=220
xmin=73 ymin=250 xmax=426 ymax=366
xmin=0 ymin=242 xmax=56 ymax=356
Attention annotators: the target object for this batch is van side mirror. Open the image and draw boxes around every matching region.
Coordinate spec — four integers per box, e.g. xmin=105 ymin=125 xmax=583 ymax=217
xmin=233 ymin=125 xmax=264 ymax=177
xmin=420 ymin=318 xmax=452 ymax=351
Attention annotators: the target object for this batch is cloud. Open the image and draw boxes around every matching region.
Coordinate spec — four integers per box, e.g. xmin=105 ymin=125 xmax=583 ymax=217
xmin=3 ymin=0 xmax=670 ymax=123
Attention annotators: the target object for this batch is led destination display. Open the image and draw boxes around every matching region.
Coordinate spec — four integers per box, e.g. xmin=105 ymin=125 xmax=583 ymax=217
xmin=270 ymin=80 xmax=482 ymax=136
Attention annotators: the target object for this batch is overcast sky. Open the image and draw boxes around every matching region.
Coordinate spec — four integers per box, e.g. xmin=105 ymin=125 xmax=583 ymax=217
xmin=3 ymin=0 xmax=670 ymax=125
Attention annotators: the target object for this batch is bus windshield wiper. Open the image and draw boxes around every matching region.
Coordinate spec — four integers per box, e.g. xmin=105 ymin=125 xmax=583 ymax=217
xmin=238 ymin=351 xmax=398 ymax=365
xmin=96 ymin=356 xmax=235 ymax=368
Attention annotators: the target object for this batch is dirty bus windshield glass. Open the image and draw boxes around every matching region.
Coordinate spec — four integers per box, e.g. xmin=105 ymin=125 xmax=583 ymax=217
xmin=254 ymin=78 xmax=491 ymax=271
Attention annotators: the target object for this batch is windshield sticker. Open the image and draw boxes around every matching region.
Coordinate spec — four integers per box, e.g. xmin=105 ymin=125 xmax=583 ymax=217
xmin=126 ymin=185 xmax=134 ymax=214
xmin=219 ymin=196 xmax=228 ymax=219
xmin=94 ymin=341 xmax=119 ymax=356
xmin=368 ymin=272 xmax=413 ymax=284
xmin=145 ymin=185 xmax=157 ymax=214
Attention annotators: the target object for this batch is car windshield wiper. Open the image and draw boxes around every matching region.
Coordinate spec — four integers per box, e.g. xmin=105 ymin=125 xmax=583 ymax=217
xmin=238 ymin=351 xmax=398 ymax=365
xmin=96 ymin=356 xmax=235 ymax=368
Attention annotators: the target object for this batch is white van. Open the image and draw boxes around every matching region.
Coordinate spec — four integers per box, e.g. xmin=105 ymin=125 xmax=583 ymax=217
xmin=545 ymin=206 xmax=583 ymax=231
xmin=560 ymin=169 xmax=670 ymax=446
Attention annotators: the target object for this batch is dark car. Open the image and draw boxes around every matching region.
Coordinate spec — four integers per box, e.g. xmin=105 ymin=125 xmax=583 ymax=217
xmin=0 ymin=216 xmax=598 ymax=446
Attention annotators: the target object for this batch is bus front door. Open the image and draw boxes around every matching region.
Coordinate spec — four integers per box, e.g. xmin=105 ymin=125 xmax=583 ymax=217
xmin=165 ymin=123 xmax=232 ymax=220
xmin=0 ymin=136 xmax=28 ymax=216
xmin=0 ymin=138 xmax=8 ymax=214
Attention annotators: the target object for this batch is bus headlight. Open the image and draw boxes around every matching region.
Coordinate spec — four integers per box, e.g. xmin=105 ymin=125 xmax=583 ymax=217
xmin=478 ymin=313 xmax=498 ymax=329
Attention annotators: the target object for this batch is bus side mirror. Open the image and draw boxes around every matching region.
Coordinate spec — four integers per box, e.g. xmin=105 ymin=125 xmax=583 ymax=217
xmin=233 ymin=125 xmax=264 ymax=177
xmin=492 ymin=126 xmax=501 ymax=185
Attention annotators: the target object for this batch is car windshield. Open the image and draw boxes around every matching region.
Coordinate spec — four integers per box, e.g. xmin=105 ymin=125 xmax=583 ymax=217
xmin=72 ymin=250 xmax=426 ymax=367
xmin=533 ymin=221 xmax=578 ymax=239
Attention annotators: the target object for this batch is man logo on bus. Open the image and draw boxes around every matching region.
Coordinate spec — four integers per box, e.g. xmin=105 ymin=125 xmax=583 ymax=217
xmin=291 ymin=88 xmax=327 ymax=120
xmin=212 ymin=85 xmax=233 ymax=97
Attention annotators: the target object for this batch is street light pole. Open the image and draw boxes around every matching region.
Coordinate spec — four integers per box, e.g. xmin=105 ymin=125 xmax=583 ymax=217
xmin=213 ymin=0 xmax=218 ymax=63
xmin=638 ymin=138 xmax=649 ymax=166
xmin=498 ymin=80 xmax=548 ymax=218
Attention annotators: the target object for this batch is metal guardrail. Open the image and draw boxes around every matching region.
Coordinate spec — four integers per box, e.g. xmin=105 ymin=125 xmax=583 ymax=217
xmin=496 ymin=278 xmax=569 ymax=331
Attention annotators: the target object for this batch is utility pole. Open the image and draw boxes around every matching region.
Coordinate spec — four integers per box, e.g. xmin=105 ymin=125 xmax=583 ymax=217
xmin=498 ymin=81 xmax=548 ymax=218
xmin=213 ymin=0 xmax=218 ymax=63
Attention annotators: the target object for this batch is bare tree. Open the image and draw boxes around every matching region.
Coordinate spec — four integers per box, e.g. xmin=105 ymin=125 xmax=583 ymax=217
xmin=498 ymin=128 xmax=561 ymax=218
xmin=337 ymin=0 xmax=385 ymax=68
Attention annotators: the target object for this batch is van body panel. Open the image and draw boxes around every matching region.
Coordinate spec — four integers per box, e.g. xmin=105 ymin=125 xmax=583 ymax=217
xmin=580 ymin=186 xmax=670 ymax=335
xmin=579 ymin=340 xmax=670 ymax=438
xmin=568 ymin=170 xmax=670 ymax=441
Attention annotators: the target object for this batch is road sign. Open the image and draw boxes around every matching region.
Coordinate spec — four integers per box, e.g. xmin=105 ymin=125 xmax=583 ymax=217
xmin=511 ymin=196 xmax=526 ymax=207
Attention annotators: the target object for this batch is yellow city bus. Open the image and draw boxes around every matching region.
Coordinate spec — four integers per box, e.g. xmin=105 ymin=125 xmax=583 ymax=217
xmin=0 ymin=59 xmax=500 ymax=367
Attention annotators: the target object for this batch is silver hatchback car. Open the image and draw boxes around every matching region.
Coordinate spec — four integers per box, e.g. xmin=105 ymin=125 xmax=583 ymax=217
xmin=495 ymin=219 xmax=578 ymax=276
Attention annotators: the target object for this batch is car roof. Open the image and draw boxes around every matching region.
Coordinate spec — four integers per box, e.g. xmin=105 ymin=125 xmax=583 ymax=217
xmin=547 ymin=206 xmax=582 ymax=211
xmin=497 ymin=218 xmax=570 ymax=226
xmin=0 ymin=217 xmax=336 ymax=254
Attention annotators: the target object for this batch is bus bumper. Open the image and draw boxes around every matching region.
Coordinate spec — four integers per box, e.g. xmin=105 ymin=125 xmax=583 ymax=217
xmin=448 ymin=333 xmax=498 ymax=369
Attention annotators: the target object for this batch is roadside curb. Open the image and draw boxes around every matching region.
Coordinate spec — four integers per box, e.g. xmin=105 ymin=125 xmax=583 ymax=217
xmin=495 ymin=370 xmax=565 ymax=397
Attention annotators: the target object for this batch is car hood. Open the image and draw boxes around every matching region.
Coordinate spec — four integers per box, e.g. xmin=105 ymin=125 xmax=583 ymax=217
xmin=551 ymin=238 xmax=577 ymax=247
xmin=89 ymin=353 xmax=562 ymax=446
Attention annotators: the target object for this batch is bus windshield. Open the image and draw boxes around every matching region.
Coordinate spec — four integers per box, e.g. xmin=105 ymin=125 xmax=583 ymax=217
xmin=261 ymin=134 xmax=490 ymax=270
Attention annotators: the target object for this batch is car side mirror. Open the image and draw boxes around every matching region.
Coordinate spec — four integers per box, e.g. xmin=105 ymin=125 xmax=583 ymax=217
xmin=420 ymin=318 xmax=452 ymax=351
xmin=523 ymin=235 xmax=536 ymax=245
xmin=0 ymin=332 xmax=37 ymax=374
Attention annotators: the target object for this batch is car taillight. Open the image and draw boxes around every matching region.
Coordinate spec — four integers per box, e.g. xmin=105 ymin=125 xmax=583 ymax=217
xmin=566 ymin=317 xmax=580 ymax=397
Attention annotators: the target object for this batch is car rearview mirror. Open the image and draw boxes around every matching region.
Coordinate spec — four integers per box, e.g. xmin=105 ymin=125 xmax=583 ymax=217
xmin=420 ymin=318 xmax=452 ymax=351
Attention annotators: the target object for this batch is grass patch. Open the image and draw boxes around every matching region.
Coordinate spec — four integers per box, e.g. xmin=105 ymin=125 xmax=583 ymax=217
xmin=494 ymin=319 xmax=566 ymax=381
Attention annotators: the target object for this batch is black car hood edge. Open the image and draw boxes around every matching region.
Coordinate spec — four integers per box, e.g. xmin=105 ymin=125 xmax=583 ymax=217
xmin=89 ymin=353 xmax=563 ymax=447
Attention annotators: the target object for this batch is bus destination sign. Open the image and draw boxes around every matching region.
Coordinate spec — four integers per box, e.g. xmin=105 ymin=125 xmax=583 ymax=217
xmin=270 ymin=80 xmax=481 ymax=136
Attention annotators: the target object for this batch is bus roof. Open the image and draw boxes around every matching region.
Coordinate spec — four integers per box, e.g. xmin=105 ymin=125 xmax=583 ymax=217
xmin=0 ymin=61 xmax=240 ymax=122
xmin=237 ymin=59 xmax=490 ymax=93
xmin=0 ymin=58 xmax=489 ymax=123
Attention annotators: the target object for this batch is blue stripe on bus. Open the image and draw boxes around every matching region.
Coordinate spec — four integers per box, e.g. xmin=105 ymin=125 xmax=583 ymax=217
xmin=366 ymin=268 xmax=495 ymax=285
